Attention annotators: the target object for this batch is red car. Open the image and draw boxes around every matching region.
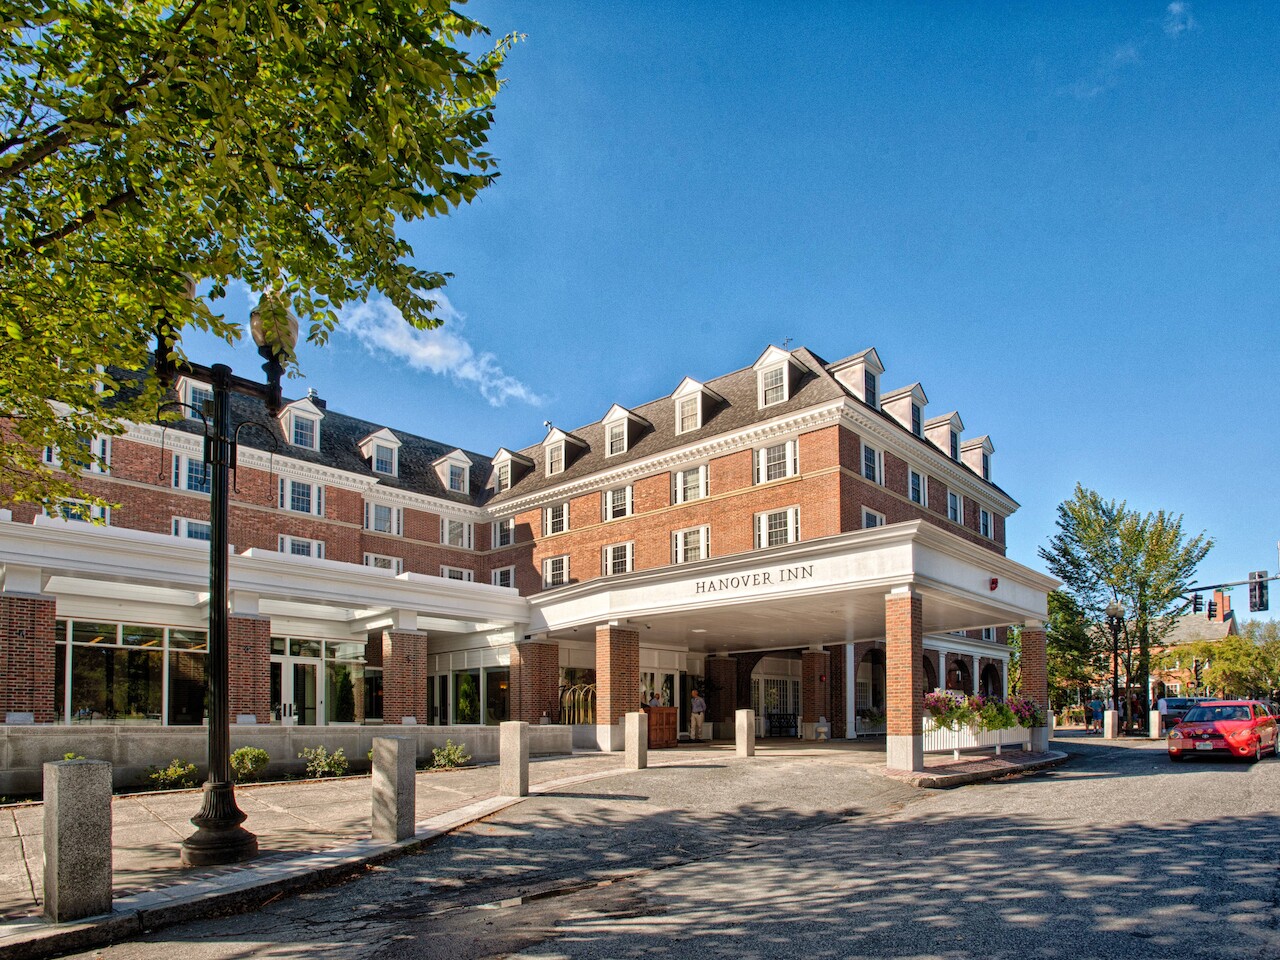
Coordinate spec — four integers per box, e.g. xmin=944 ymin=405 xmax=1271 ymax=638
xmin=1168 ymin=700 xmax=1279 ymax=762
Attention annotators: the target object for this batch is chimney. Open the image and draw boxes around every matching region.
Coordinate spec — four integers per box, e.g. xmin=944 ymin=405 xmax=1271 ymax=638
xmin=306 ymin=386 xmax=326 ymax=410
xmin=1212 ymin=590 xmax=1230 ymax=622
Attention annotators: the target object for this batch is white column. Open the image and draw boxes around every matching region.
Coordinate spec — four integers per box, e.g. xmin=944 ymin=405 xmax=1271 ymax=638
xmin=844 ymin=642 xmax=857 ymax=738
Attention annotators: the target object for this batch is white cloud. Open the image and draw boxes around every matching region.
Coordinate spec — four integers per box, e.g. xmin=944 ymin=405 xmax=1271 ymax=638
xmin=1163 ymin=2 xmax=1195 ymax=36
xmin=336 ymin=293 xmax=544 ymax=407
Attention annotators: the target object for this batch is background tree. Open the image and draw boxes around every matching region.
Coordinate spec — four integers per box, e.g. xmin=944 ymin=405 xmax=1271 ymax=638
xmin=1 ymin=0 xmax=516 ymax=507
xmin=1045 ymin=590 xmax=1105 ymax=709
xmin=1039 ymin=484 xmax=1212 ymax=730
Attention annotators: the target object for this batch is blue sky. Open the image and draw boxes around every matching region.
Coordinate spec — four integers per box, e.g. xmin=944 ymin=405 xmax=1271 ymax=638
xmin=188 ymin=1 xmax=1280 ymax=619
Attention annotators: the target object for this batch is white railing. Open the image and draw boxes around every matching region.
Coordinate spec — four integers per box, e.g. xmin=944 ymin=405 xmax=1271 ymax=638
xmin=922 ymin=716 xmax=1032 ymax=757
xmin=853 ymin=716 xmax=886 ymax=737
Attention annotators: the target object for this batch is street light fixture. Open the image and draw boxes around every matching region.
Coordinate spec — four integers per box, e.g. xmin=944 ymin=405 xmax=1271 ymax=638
xmin=157 ymin=293 xmax=297 ymax=867
xmin=1105 ymin=601 xmax=1124 ymax=735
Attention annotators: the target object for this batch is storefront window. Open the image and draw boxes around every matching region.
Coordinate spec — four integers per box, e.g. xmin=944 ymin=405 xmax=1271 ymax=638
xmin=54 ymin=620 xmax=67 ymax=722
xmin=485 ymin=668 xmax=509 ymax=725
xmin=71 ymin=643 xmax=163 ymax=722
xmin=559 ymin=668 xmax=596 ymax=724
xmin=363 ymin=668 xmax=384 ymax=721
xmin=454 ymin=669 xmax=481 ymax=724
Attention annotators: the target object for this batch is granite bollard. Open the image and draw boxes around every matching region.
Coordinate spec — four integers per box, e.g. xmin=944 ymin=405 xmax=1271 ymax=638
xmin=736 ymin=709 xmax=756 ymax=757
xmin=371 ymin=737 xmax=416 ymax=842
xmin=43 ymin=759 xmax=113 ymax=923
xmin=1103 ymin=709 xmax=1120 ymax=739
xmin=500 ymin=721 xmax=530 ymax=797
xmin=1149 ymin=710 xmax=1163 ymax=740
xmin=625 ymin=712 xmax=648 ymax=770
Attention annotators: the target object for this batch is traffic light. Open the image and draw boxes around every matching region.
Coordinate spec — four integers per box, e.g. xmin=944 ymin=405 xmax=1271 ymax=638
xmin=1207 ymin=598 xmax=1217 ymax=620
xmin=1193 ymin=658 xmax=1203 ymax=688
xmin=1250 ymin=571 xmax=1270 ymax=613
xmin=1191 ymin=592 xmax=1203 ymax=613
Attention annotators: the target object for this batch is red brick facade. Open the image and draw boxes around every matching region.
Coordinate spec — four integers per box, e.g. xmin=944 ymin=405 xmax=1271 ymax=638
xmin=826 ymin=644 xmax=847 ymax=737
xmin=1020 ymin=626 xmax=1049 ymax=713
xmin=705 ymin=656 xmax=736 ymax=725
xmin=382 ymin=629 xmax=429 ymax=724
xmin=228 ymin=614 xmax=271 ymax=722
xmin=0 ymin=594 xmax=56 ymax=722
xmin=595 ymin=624 xmax=639 ymax=726
xmin=885 ymin=592 xmax=923 ymax=738
xmin=800 ymin=649 xmax=831 ymax=724
xmin=510 ymin=639 xmax=560 ymax=723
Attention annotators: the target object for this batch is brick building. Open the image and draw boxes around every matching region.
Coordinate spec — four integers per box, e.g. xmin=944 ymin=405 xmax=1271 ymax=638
xmin=0 ymin=343 xmax=1054 ymax=771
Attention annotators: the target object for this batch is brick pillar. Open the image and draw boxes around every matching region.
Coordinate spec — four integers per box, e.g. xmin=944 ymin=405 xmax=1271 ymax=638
xmin=1021 ymin=621 xmax=1049 ymax=750
xmin=800 ymin=649 xmax=831 ymax=738
xmin=827 ymin=645 xmax=847 ymax=738
xmin=705 ymin=656 xmax=736 ymax=728
xmin=595 ymin=624 xmax=639 ymax=735
xmin=0 ymin=593 xmax=56 ymax=722
xmin=228 ymin=614 xmax=271 ymax=723
xmin=511 ymin=639 xmax=560 ymax=723
xmin=885 ymin=589 xmax=923 ymax=772
xmin=383 ymin=629 xmax=429 ymax=724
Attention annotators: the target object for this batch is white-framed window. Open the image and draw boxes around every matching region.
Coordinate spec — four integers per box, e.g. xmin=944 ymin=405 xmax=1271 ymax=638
xmin=291 ymin=413 xmax=319 ymax=450
xmin=981 ymin=452 xmax=991 ymax=480
xmin=602 ymin=542 xmax=634 ymax=576
xmin=491 ymin=566 xmax=515 ymax=588
xmin=172 ymin=454 xmax=210 ymax=494
xmin=441 ymin=566 xmax=474 ymax=582
xmin=676 ymin=395 xmax=700 ymax=434
xmin=759 ymin=365 xmax=787 ymax=407
xmin=51 ymin=499 xmax=108 ymax=523
xmin=494 ymin=462 xmax=511 ymax=492
xmin=949 ymin=430 xmax=960 ymax=461
xmin=607 ymin=421 xmax=627 ymax=456
xmin=543 ymin=555 xmax=570 ymax=587
xmin=184 ymin=380 xmax=214 ymax=419
xmin=909 ymin=469 xmax=927 ymax=506
xmin=603 ymin=485 xmax=633 ymax=521
xmin=947 ymin=490 xmax=962 ymax=524
xmin=673 ymin=525 xmax=709 ymax=564
xmin=864 ymin=370 xmax=878 ymax=409
xmin=448 ymin=463 xmax=467 ymax=492
xmin=492 ymin=517 xmax=513 ymax=548
xmin=861 ymin=443 xmax=882 ymax=484
xmin=673 ymin=464 xmax=709 ymax=504
xmin=862 ymin=508 xmax=885 ymax=529
xmin=755 ymin=439 xmax=798 ymax=484
xmin=278 ymin=535 xmax=324 ymax=559
xmin=755 ymin=506 xmax=800 ymax=548
xmin=172 ymin=517 xmax=211 ymax=541
xmin=373 ymin=443 xmax=397 ymax=476
xmin=442 ymin=517 xmax=474 ymax=550
xmin=911 ymin=403 xmax=922 ymax=437
xmin=544 ymin=502 xmax=569 ymax=535
xmin=546 ymin=442 xmax=565 ymax=476
xmin=364 ymin=553 xmax=403 ymax=574
xmin=979 ymin=509 xmax=992 ymax=539
xmin=981 ymin=627 xmax=995 ymax=642
xmin=279 ymin=478 xmax=323 ymax=516
xmin=364 ymin=502 xmax=403 ymax=536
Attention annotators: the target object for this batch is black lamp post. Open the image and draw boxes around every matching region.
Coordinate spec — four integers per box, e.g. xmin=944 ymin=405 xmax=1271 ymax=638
xmin=171 ymin=295 xmax=296 ymax=867
xmin=1105 ymin=601 xmax=1124 ymax=735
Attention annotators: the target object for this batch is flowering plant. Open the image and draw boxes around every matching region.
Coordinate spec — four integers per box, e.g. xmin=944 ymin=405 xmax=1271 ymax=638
xmin=923 ymin=691 xmax=974 ymax=730
xmin=923 ymin=692 xmax=1041 ymax=731
xmin=971 ymin=694 xmax=1017 ymax=731
xmin=1004 ymin=694 xmax=1044 ymax=729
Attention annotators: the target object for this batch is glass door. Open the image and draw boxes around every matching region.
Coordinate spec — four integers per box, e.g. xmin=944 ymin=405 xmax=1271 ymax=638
xmin=293 ymin=662 xmax=318 ymax=725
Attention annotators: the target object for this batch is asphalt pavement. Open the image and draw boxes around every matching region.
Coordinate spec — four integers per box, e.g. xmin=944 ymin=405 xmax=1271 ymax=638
xmin=57 ymin=735 xmax=1280 ymax=960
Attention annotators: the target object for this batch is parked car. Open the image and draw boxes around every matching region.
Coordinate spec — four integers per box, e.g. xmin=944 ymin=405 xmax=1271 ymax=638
xmin=1167 ymin=700 xmax=1279 ymax=762
xmin=1160 ymin=696 xmax=1213 ymax=730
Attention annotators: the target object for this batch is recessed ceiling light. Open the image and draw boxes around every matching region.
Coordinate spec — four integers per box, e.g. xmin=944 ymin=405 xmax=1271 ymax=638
xmin=691 ymin=628 xmax=707 ymax=633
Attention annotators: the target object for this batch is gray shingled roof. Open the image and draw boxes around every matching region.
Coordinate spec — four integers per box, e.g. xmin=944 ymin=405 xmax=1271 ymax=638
xmin=1160 ymin=612 xmax=1239 ymax=647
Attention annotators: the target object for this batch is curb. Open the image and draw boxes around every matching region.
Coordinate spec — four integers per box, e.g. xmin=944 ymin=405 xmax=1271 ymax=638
xmin=884 ymin=750 xmax=1069 ymax=788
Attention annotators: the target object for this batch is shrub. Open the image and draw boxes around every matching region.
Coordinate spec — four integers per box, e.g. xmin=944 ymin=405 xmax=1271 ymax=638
xmin=62 ymin=752 xmax=85 ymax=761
xmin=299 ymin=746 xmax=349 ymax=778
xmin=1004 ymin=694 xmax=1044 ymax=730
xmin=971 ymin=695 xmax=1017 ymax=731
xmin=923 ymin=691 xmax=974 ymax=730
xmin=147 ymin=758 xmax=200 ymax=790
xmin=230 ymin=746 xmax=270 ymax=783
xmin=431 ymin=740 xmax=470 ymax=769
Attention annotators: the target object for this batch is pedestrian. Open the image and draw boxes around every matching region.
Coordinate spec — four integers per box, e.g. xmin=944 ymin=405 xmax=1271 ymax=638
xmin=1089 ymin=696 xmax=1104 ymax=734
xmin=690 ymin=689 xmax=707 ymax=741
xmin=648 ymin=692 xmax=662 ymax=707
xmin=1083 ymin=700 xmax=1093 ymax=732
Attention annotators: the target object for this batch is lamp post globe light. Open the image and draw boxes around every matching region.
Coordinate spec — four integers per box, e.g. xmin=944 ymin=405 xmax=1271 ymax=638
xmin=1105 ymin=601 xmax=1124 ymax=735
xmin=160 ymin=296 xmax=297 ymax=868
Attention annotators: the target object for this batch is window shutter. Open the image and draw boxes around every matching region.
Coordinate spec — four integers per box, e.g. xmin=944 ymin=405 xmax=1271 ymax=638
xmin=793 ymin=507 xmax=800 ymax=542
xmin=277 ymin=535 xmax=285 ymax=552
xmin=173 ymin=456 xmax=181 ymax=489
xmin=317 ymin=542 xmax=325 ymax=559
xmin=315 ymin=486 xmax=324 ymax=517
xmin=754 ymin=514 xmax=763 ymax=549
xmin=364 ymin=502 xmax=370 ymax=529
xmin=754 ymin=449 xmax=762 ymax=485
xmin=671 ymin=472 xmax=679 ymax=504
xmin=601 ymin=491 xmax=608 ymax=522
xmin=701 ymin=467 xmax=710 ymax=499
xmin=172 ymin=518 xmax=179 ymax=536
xmin=625 ymin=486 xmax=633 ymax=515
xmin=601 ymin=545 xmax=609 ymax=576
xmin=278 ymin=477 xmax=285 ymax=508
xmin=790 ymin=440 xmax=799 ymax=477
xmin=395 ymin=508 xmax=403 ymax=537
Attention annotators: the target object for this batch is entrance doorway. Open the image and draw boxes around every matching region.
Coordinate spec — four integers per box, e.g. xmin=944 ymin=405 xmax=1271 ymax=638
xmin=270 ymin=638 xmax=322 ymax=724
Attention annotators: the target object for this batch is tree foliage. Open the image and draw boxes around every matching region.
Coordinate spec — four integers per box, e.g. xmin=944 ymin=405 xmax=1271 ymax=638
xmin=1044 ymin=590 xmax=1106 ymax=707
xmin=0 ymin=0 xmax=515 ymax=505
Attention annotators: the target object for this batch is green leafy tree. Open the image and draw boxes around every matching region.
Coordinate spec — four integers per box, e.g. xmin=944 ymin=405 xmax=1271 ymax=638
xmin=1039 ymin=484 xmax=1212 ymax=730
xmin=1045 ymin=590 xmax=1105 ymax=709
xmin=1 ymin=1 xmax=516 ymax=507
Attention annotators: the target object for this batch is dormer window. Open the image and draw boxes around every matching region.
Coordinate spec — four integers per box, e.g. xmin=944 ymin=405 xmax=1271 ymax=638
xmin=911 ymin=404 xmax=922 ymax=437
xmin=982 ymin=452 xmax=991 ymax=480
xmin=449 ymin=464 xmax=466 ymax=492
xmin=607 ymin=422 xmax=626 ymax=456
xmin=760 ymin=365 xmax=787 ymax=406
xmin=677 ymin=395 xmax=699 ymax=433
xmin=671 ymin=378 xmax=722 ymax=434
xmin=292 ymin=414 xmax=317 ymax=450
xmin=600 ymin=404 xmax=649 ymax=458
xmin=949 ymin=430 xmax=960 ymax=461
xmin=374 ymin=444 xmax=396 ymax=476
xmin=490 ymin=448 xmax=533 ymax=493
xmin=495 ymin=462 xmax=511 ymax=492
xmin=547 ymin=442 xmax=564 ymax=476
xmin=179 ymin=378 xmax=213 ymax=420
xmin=433 ymin=449 xmax=472 ymax=494
xmin=864 ymin=370 xmax=878 ymax=409
xmin=359 ymin=428 xmax=401 ymax=478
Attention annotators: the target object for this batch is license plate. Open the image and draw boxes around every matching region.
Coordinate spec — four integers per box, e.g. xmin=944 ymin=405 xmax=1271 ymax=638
xmin=1195 ymin=741 xmax=1214 ymax=750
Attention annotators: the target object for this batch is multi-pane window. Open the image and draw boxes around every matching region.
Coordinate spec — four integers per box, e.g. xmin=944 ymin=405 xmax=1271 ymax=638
xmin=980 ymin=509 xmax=992 ymax=539
xmin=292 ymin=415 xmax=317 ymax=450
xmin=364 ymin=553 xmax=403 ymax=574
xmin=603 ymin=542 xmax=634 ymax=576
xmin=673 ymin=465 xmax=708 ymax=503
xmin=491 ymin=566 xmax=515 ymax=588
xmin=543 ymin=555 xmax=569 ymax=587
xmin=546 ymin=443 xmax=564 ymax=476
xmin=173 ymin=455 xmax=210 ymax=494
xmin=909 ymin=470 xmax=926 ymax=506
xmin=279 ymin=535 xmax=324 ymax=558
xmin=949 ymin=430 xmax=960 ymax=461
xmin=982 ymin=452 xmax=991 ymax=480
xmin=864 ymin=370 xmax=878 ymax=408
xmin=862 ymin=508 xmax=884 ymax=529
xmin=449 ymin=464 xmax=466 ymax=492
xmin=373 ymin=444 xmax=396 ymax=476
xmin=911 ymin=403 xmax=923 ymax=437
xmin=441 ymin=566 xmax=474 ymax=582
xmin=604 ymin=485 xmax=632 ymax=520
xmin=492 ymin=518 xmax=513 ymax=547
xmin=172 ymin=517 xmax=211 ymax=541
xmin=755 ymin=440 xmax=798 ymax=484
xmin=862 ymin=444 xmax=881 ymax=483
xmin=760 ymin=366 xmax=786 ymax=406
xmin=607 ymin=421 xmax=627 ymax=456
xmin=673 ymin=526 xmax=709 ymax=564
xmin=442 ymin=518 xmax=474 ymax=549
xmin=494 ymin=462 xmax=511 ymax=492
xmin=677 ymin=395 xmax=699 ymax=433
xmin=947 ymin=491 xmax=962 ymax=523
xmin=186 ymin=382 xmax=213 ymax=418
xmin=755 ymin=507 xmax=800 ymax=548
xmin=981 ymin=627 xmax=995 ymax=642
xmin=544 ymin=503 xmax=568 ymax=535
xmin=365 ymin=502 xmax=402 ymax=535
xmin=281 ymin=478 xmax=322 ymax=515
xmin=53 ymin=500 xmax=108 ymax=523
